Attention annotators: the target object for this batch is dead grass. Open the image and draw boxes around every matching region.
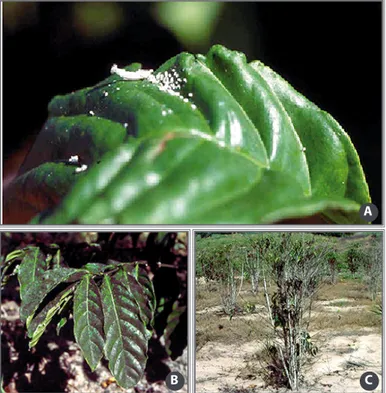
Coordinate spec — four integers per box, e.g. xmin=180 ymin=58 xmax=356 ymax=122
xmin=309 ymin=280 xmax=382 ymax=332
xmin=310 ymin=308 xmax=381 ymax=332
xmin=196 ymin=278 xmax=382 ymax=351
xmin=196 ymin=311 xmax=270 ymax=350
xmin=196 ymin=282 xmax=222 ymax=311
xmin=316 ymin=279 xmax=371 ymax=302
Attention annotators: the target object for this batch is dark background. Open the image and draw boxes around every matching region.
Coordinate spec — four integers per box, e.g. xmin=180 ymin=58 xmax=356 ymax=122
xmin=3 ymin=2 xmax=382 ymax=223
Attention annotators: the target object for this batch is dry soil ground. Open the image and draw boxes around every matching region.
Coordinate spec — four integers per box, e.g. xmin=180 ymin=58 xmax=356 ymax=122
xmin=196 ymin=279 xmax=382 ymax=393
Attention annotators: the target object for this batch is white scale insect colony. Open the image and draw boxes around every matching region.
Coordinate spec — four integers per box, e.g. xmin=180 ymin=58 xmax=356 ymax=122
xmin=110 ymin=64 xmax=154 ymax=80
xmin=67 ymin=155 xmax=88 ymax=173
xmin=78 ymin=65 xmax=196 ymax=175
xmin=110 ymin=64 xmax=197 ymax=111
xmin=68 ymin=155 xmax=79 ymax=164
xmin=75 ymin=165 xmax=88 ymax=173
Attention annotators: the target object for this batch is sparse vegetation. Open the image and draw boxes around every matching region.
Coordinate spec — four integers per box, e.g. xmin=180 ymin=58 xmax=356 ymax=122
xmin=196 ymin=232 xmax=382 ymax=392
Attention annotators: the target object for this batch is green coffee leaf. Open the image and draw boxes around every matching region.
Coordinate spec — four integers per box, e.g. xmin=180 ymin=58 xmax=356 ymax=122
xmin=101 ymin=275 xmax=150 ymax=389
xmin=125 ymin=264 xmax=156 ymax=316
xmin=83 ymin=262 xmax=110 ymax=275
xmin=249 ymin=60 xmax=369 ymax=223
xmin=52 ymin=249 xmax=61 ymax=268
xmin=157 ymin=298 xmax=166 ymax=314
xmin=2 ymin=249 xmax=26 ymax=287
xmin=38 ymin=135 xmax=361 ymax=224
xmin=56 ymin=317 xmax=68 ymax=335
xmin=4 ymin=163 xmax=83 ymax=224
xmin=28 ymin=283 xmax=76 ymax=348
xmin=163 ymin=299 xmax=187 ymax=359
xmin=73 ymin=275 xmax=104 ymax=371
xmin=20 ymin=267 xmax=87 ymax=324
xmin=5 ymin=45 xmax=370 ymax=224
xmin=18 ymin=247 xmax=46 ymax=300
xmin=153 ymin=232 xmax=171 ymax=246
xmin=117 ymin=266 xmax=155 ymax=330
xmin=132 ymin=265 xmax=157 ymax=316
xmin=4 ymin=249 xmax=25 ymax=264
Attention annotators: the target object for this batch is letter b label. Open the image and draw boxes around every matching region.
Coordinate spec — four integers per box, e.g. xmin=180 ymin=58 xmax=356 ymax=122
xmin=166 ymin=371 xmax=185 ymax=390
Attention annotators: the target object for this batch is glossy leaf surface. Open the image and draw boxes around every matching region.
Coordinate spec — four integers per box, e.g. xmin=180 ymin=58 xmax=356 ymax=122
xmin=73 ymin=275 xmax=105 ymax=371
xmin=120 ymin=265 xmax=156 ymax=329
xmin=101 ymin=274 xmax=150 ymax=388
xmin=4 ymin=45 xmax=370 ymax=224
xmin=37 ymin=135 xmax=361 ymax=224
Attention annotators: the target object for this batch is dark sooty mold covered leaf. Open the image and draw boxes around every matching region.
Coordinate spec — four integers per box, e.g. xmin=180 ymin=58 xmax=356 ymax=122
xmin=4 ymin=45 xmax=370 ymax=224
xmin=20 ymin=267 xmax=87 ymax=323
xmin=73 ymin=275 xmax=105 ymax=371
xmin=101 ymin=274 xmax=151 ymax=389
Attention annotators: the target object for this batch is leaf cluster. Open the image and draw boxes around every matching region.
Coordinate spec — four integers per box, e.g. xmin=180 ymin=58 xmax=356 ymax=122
xmin=1 ymin=232 xmax=187 ymax=390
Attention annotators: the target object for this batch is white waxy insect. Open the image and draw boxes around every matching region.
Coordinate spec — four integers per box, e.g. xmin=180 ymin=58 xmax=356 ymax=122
xmin=111 ymin=64 xmax=154 ymax=80
xmin=110 ymin=64 xmax=198 ymax=112
xmin=75 ymin=164 xmax=88 ymax=173
xmin=68 ymin=155 xmax=79 ymax=164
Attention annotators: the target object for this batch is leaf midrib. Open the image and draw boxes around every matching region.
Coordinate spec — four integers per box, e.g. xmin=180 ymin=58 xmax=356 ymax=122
xmin=105 ymin=277 xmax=123 ymax=353
xmin=31 ymin=248 xmax=40 ymax=283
